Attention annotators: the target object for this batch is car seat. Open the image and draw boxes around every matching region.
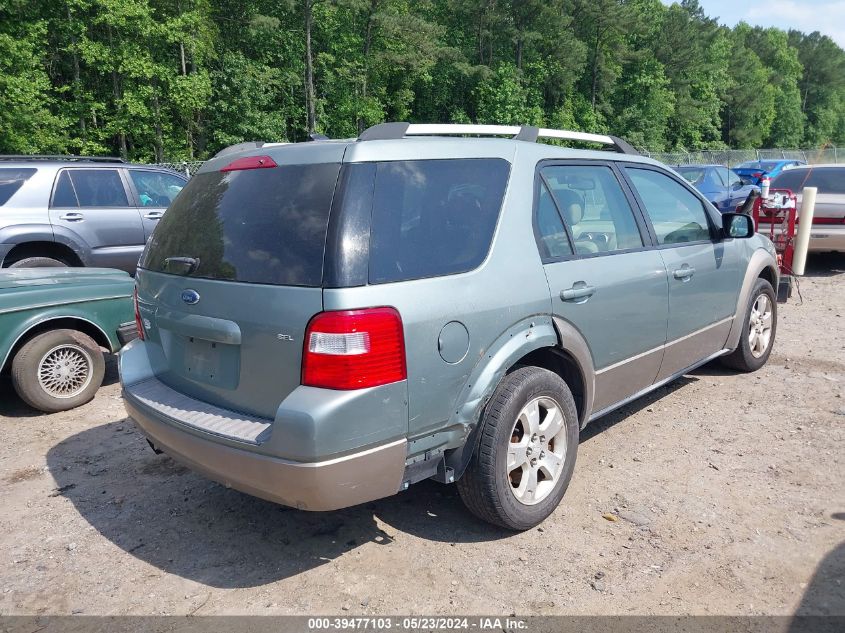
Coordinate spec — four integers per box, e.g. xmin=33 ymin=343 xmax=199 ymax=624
xmin=554 ymin=189 xmax=600 ymax=255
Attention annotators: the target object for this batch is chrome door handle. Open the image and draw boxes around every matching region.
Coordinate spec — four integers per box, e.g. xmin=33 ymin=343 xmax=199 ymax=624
xmin=673 ymin=266 xmax=696 ymax=281
xmin=143 ymin=211 xmax=164 ymax=220
xmin=561 ymin=283 xmax=596 ymax=302
xmin=59 ymin=212 xmax=84 ymax=221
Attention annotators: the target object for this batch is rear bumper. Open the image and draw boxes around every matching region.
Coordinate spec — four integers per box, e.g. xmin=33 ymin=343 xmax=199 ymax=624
xmin=116 ymin=322 xmax=138 ymax=347
xmin=118 ymin=338 xmax=408 ymax=511
xmin=124 ymin=391 xmax=407 ymax=511
xmin=759 ymin=224 xmax=845 ymax=252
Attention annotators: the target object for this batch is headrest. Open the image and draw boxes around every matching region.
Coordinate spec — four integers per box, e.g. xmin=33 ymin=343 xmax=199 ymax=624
xmin=555 ymin=189 xmax=584 ymax=226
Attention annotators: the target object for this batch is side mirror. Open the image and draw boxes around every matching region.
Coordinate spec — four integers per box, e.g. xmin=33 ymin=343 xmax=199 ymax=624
xmin=723 ymin=212 xmax=754 ymax=239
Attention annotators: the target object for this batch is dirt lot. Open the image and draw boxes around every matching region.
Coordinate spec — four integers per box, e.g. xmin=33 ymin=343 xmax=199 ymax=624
xmin=0 ymin=254 xmax=843 ymax=617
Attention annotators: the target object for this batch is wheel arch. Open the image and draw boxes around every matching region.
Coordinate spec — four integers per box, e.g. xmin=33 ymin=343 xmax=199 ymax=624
xmin=725 ymin=248 xmax=780 ymax=352
xmin=2 ymin=241 xmax=84 ymax=267
xmin=0 ymin=224 xmax=89 ymax=267
xmin=443 ymin=315 xmax=595 ymax=482
xmin=1 ymin=316 xmax=112 ymax=373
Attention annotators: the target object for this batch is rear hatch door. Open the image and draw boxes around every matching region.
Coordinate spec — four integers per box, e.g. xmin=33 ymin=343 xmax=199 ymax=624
xmin=135 ymin=145 xmax=345 ymax=419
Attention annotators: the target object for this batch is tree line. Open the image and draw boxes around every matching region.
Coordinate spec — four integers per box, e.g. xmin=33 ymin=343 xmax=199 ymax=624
xmin=2 ymin=0 xmax=845 ymax=161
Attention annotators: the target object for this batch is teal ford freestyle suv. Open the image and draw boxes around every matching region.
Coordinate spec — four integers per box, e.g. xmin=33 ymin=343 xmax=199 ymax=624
xmin=120 ymin=124 xmax=779 ymax=530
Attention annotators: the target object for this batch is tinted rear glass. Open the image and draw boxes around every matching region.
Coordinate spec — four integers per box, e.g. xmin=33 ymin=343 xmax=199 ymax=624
xmin=368 ymin=159 xmax=510 ymax=284
xmin=771 ymin=169 xmax=809 ymax=191
xmin=141 ymin=163 xmax=341 ymax=286
xmin=0 ymin=168 xmax=36 ymax=206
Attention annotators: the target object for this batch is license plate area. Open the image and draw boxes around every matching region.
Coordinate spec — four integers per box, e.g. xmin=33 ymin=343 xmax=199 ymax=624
xmin=161 ymin=331 xmax=240 ymax=389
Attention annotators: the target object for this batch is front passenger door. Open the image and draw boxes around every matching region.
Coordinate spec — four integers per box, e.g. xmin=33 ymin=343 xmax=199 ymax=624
xmin=127 ymin=169 xmax=187 ymax=242
xmin=624 ymin=167 xmax=742 ymax=381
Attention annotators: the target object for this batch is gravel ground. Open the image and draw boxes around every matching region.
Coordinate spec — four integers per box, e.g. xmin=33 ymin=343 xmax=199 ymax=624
xmin=0 ymin=254 xmax=843 ymax=617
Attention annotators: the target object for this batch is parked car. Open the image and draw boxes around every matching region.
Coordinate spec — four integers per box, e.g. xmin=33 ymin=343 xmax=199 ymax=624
xmin=732 ymin=159 xmax=805 ymax=185
xmin=0 ymin=156 xmax=187 ymax=272
xmin=120 ymin=123 xmax=779 ymax=530
xmin=1 ymin=268 xmax=136 ymax=412
xmin=674 ymin=164 xmax=760 ymax=213
xmin=769 ymin=164 xmax=845 ymax=252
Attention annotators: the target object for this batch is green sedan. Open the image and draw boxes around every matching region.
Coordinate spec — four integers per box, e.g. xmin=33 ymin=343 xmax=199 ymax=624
xmin=0 ymin=268 xmax=136 ymax=412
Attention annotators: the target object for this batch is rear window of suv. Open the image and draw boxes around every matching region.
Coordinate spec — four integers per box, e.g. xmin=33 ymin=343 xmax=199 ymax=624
xmin=368 ymin=158 xmax=510 ymax=283
xmin=0 ymin=168 xmax=36 ymax=205
xmin=141 ymin=163 xmax=341 ymax=286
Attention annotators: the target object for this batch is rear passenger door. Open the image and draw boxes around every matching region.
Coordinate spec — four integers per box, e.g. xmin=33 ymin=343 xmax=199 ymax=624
xmin=623 ymin=166 xmax=741 ymax=381
xmin=50 ymin=168 xmax=146 ymax=272
xmin=536 ymin=162 xmax=669 ymax=415
xmin=126 ymin=169 xmax=187 ymax=241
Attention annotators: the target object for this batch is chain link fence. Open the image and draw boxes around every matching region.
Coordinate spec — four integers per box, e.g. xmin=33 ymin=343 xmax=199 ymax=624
xmin=153 ymin=161 xmax=205 ymax=177
xmin=643 ymin=147 xmax=845 ymax=167
xmin=152 ymin=149 xmax=845 ymax=178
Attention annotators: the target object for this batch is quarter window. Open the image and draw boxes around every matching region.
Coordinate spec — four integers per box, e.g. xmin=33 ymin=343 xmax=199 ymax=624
xmin=626 ymin=168 xmax=712 ymax=245
xmin=368 ymin=158 xmax=510 ymax=283
xmin=0 ymin=168 xmax=36 ymax=206
xmin=541 ymin=165 xmax=644 ymax=255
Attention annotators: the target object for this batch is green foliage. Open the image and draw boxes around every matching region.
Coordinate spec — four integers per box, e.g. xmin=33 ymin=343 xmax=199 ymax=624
xmin=2 ymin=0 xmax=845 ymax=157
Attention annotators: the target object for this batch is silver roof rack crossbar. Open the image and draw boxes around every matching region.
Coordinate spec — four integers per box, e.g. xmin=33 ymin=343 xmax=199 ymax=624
xmin=0 ymin=154 xmax=126 ymax=163
xmin=357 ymin=123 xmax=639 ymax=155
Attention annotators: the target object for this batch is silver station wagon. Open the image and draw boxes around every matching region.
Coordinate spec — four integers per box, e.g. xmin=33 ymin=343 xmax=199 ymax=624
xmin=120 ymin=123 xmax=779 ymax=530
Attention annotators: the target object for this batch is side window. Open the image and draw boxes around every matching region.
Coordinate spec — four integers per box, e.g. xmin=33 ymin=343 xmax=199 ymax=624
xmin=541 ymin=164 xmax=644 ymax=255
xmin=68 ymin=170 xmax=129 ymax=207
xmin=52 ymin=171 xmax=79 ymax=207
xmin=770 ymin=168 xmax=808 ymax=191
xmin=535 ymin=181 xmax=574 ymax=259
xmin=130 ymin=170 xmax=186 ymax=207
xmin=368 ymin=158 xmax=509 ymax=284
xmin=710 ymin=168 xmax=728 ymax=188
xmin=0 ymin=168 xmax=37 ymax=206
xmin=805 ymin=168 xmax=845 ymax=194
xmin=726 ymin=169 xmax=742 ymax=188
xmin=626 ymin=168 xmax=712 ymax=245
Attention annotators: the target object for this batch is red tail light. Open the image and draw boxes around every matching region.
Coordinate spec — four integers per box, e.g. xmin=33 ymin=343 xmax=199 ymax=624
xmin=302 ymin=307 xmax=406 ymax=390
xmin=752 ymin=172 xmax=763 ymax=178
xmin=220 ymin=155 xmax=277 ymax=172
xmin=133 ymin=287 xmax=145 ymax=341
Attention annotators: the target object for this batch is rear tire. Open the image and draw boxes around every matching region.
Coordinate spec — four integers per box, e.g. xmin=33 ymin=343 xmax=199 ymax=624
xmin=457 ymin=366 xmax=579 ymax=531
xmin=721 ymin=278 xmax=777 ymax=372
xmin=6 ymin=256 xmax=68 ymax=268
xmin=11 ymin=329 xmax=105 ymax=413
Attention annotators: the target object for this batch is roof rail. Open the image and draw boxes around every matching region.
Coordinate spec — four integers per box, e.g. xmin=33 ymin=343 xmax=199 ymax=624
xmin=357 ymin=123 xmax=639 ymax=155
xmin=0 ymin=154 xmax=126 ymax=163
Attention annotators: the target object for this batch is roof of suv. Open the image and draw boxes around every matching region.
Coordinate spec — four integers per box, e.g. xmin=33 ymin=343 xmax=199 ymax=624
xmin=200 ymin=123 xmax=664 ymax=175
xmin=0 ymin=156 xmax=181 ymax=172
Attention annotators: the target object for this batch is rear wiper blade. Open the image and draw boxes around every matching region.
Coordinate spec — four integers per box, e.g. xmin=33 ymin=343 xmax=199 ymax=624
xmin=163 ymin=256 xmax=201 ymax=275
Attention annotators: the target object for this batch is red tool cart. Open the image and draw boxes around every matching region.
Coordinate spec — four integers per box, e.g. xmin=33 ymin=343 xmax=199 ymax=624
xmin=750 ymin=188 xmax=797 ymax=302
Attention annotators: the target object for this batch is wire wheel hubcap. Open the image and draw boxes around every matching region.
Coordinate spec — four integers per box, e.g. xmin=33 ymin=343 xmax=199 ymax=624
xmin=507 ymin=396 xmax=567 ymax=506
xmin=748 ymin=293 xmax=773 ymax=358
xmin=37 ymin=344 xmax=93 ymax=399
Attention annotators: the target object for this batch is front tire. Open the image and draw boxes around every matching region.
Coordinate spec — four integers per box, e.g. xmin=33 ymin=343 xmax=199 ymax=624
xmin=457 ymin=366 xmax=579 ymax=531
xmin=11 ymin=329 xmax=105 ymax=412
xmin=721 ymin=278 xmax=777 ymax=372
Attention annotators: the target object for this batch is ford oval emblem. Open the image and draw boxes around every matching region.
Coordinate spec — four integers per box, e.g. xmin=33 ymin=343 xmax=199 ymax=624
xmin=181 ymin=289 xmax=200 ymax=305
